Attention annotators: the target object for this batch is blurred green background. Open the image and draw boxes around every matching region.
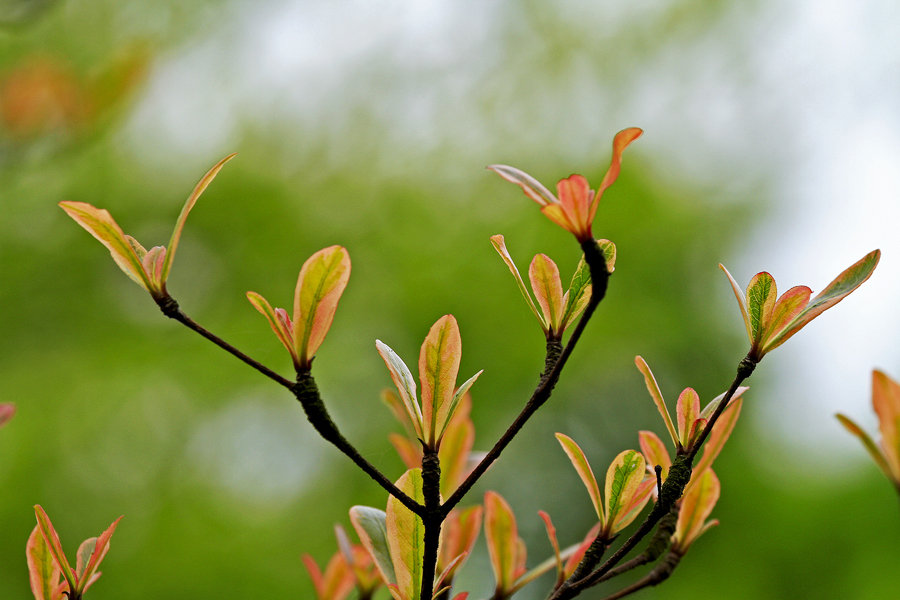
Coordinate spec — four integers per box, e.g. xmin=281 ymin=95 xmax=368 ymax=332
xmin=1 ymin=1 xmax=898 ymax=598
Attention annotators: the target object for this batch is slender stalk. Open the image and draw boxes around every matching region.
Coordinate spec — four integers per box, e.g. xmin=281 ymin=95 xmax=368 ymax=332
xmin=442 ymin=239 xmax=610 ymax=515
xmin=596 ymin=551 xmax=682 ymax=600
xmin=156 ymin=296 xmax=294 ymax=389
xmin=293 ymin=370 xmax=424 ymax=517
xmin=420 ymin=449 xmax=442 ymax=600
xmin=591 ymin=505 xmax=678 ymax=585
xmin=550 ymin=357 xmax=756 ymax=599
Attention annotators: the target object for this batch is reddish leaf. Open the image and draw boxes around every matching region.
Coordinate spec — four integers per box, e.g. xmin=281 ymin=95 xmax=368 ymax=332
xmin=247 ymin=291 xmax=297 ymax=366
xmin=555 ymin=433 xmax=603 ymax=521
xmin=33 ymin=506 xmax=76 ymax=593
xmin=0 ymin=403 xmax=14 ymax=428
xmin=484 ymin=491 xmax=522 ymax=595
xmin=638 ymin=430 xmax=671 ymax=483
xmin=529 ymin=254 xmax=564 ymax=334
xmin=27 ymin=526 xmax=61 ymax=600
xmin=672 ymin=469 xmax=720 ymax=553
xmin=675 ymin=388 xmax=701 ymax=448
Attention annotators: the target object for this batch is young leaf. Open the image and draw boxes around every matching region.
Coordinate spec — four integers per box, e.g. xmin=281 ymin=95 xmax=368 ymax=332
xmin=487 ymin=165 xmax=558 ymax=207
xmin=389 ymin=433 xmax=422 ymax=470
xmin=589 ymin=127 xmax=644 ymax=223
xmin=302 ymin=552 xmax=354 ymax=600
xmin=719 ymin=264 xmax=752 ymax=342
xmin=73 ymin=515 xmax=121 ymax=595
xmin=634 ymin=356 xmax=679 ymax=448
xmin=604 ymin=450 xmax=647 ymax=535
xmin=437 ymin=396 xmax=476 ymax=497
xmin=745 ymin=272 xmax=776 ymax=348
xmin=58 ymin=202 xmax=151 ymax=291
xmin=490 ymin=235 xmax=546 ymax=330
xmin=33 ymin=506 xmax=76 ymax=593
xmin=529 ymin=254 xmax=565 ymax=334
xmin=563 ymin=523 xmax=602 ymax=578
xmin=555 ymin=433 xmax=603 ymax=521
xmin=386 ymin=469 xmax=425 ymax=600
xmin=294 ymin=245 xmax=351 ymax=368
xmin=596 ymin=239 xmax=617 ymax=273
xmin=419 ymin=315 xmax=461 ymax=446
xmin=672 ymin=469 xmax=721 ymax=553
xmin=692 ymin=397 xmax=743 ymax=481
xmin=638 ymin=430 xmax=672 ymax=483
xmin=247 ymin=291 xmax=297 ymax=365
xmin=872 ymin=369 xmax=900 ymax=478
xmin=484 ymin=491 xmax=522 ymax=595
xmin=836 ymin=414 xmax=893 ymax=481
xmin=160 ymin=153 xmax=236 ymax=285
xmin=538 ymin=511 xmax=563 ymax=585
xmin=376 ymin=340 xmax=423 ymax=440
xmin=759 ymin=285 xmax=812 ymax=349
xmin=437 ymin=369 xmax=483 ymax=444
xmin=560 ymin=256 xmax=592 ymax=330
xmin=675 ymin=388 xmax=701 ymax=448
xmin=438 ymin=506 xmax=482 ymax=581
xmin=349 ymin=506 xmax=395 ymax=587
xmin=27 ymin=526 xmax=61 ymax=600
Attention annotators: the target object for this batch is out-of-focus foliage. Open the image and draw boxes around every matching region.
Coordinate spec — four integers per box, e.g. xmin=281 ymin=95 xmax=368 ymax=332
xmin=1 ymin=1 xmax=896 ymax=600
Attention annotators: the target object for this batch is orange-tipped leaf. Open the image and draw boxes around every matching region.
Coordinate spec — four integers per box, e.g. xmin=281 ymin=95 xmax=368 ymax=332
xmin=418 ymin=315 xmax=461 ymax=446
xmin=555 ymin=433 xmax=603 ymax=521
xmin=529 ymin=254 xmax=565 ymax=334
xmin=635 ymin=356 xmax=679 ymax=448
xmin=294 ymin=246 xmax=351 ymax=368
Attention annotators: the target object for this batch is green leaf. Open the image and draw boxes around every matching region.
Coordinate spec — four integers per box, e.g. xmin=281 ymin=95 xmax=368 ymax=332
xmin=604 ymin=450 xmax=646 ymax=535
xmin=634 ymin=356 xmax=679 ymax=448
xmin=596 ymin=239 xmax=617 ymax=273
xmin=762 ymin=249 xmax=880 ymax=353
xmin=293 ymin=245 xmax=352 ymax=368
xmin=160 ymin=153 xmax=236 ymax=286
xmin=27 ymin=526 xmax=61 ymax=600
xmin=560 ymin=256 xmax=592 ymax=331
xmin=529 ymin=254 xmax=565 ymax=334
xmin=555 ymin=433 xmax=603 ymax=522
xmin=386 ymin=470 xmax=426 ymax=600
xmin=490 ymin=235 xmax=546 ymax=331
xmin=349 ymin=506 xmax=395 ymax=587
xmin=376 ymin=340 xmax=423 ymax=440
xmin=419 ymin=315 xmax=461 ymax=447
xmin=745 ymin=271 xmax=776 ymax=348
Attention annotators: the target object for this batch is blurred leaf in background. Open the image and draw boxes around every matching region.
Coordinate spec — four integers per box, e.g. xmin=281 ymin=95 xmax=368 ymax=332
xmin=1 ymin=1 xmax=897 ymax=599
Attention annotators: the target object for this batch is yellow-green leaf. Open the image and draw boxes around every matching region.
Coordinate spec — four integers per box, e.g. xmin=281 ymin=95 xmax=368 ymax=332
xmin=438 ymin=506 xmax=482 ymax=582
xmin=437 ymin=395 xmax=475 ymax=497
xmin=247 ymin=291 xmax=298 ymax=365
xmin=490 ymin=235 xmax=546 ymax=331
xmin=437 ymin=369 xmax=482 ymax=445
xmin=675 ymin=388 xmax=701 ymax=448
xmin=376 ymin=340 xmax=423 ymax=440
xmin=33 ymin=506 xmax=76 ymax=593
xmin=27 ymin=526 xmax=61 ymax=600
xmin=762 ymin=249 xmax=880 ymax=354
xmin=350 ymin=506 xmax=395 ymax=587
xmin=560 ymin=256 xmax=592 ymax=331
xmin=634 ymin=356 xmax=679 ymax=448
xmin=529 ymin=254 xmax=564 ymax=334
xmin=419 ymin=315 xmax=461 ymax=447
xmin=673 ymin=469 xmax=720 ymax=553
xmin=386 ymin=470 xmax=425 ymax=600
xmin=555 ymin=433 xmax=603 ymax=522
xmin=719 ymin=264 xmax=752 ymax=344
xmin=692 ymin=396 xmax=743 ymax=487
xmin=73 ymin=515 xmax=121 ymax=595
xmin=604 ymin=450 xmax=646 ymax=536
xmin=596 ymin=239 xmax=617 ymax=273
xmin=484 ymin=491 xmax=521 ymax=595
xmin=160 ymin=153 xmax=236 ymax=286
xmin=611 ymin=474 xmax=654 ymax=534
xmin=293 ymin=245 xmax=351 ymax=368
xmin=836 ymin=414 xmax=893 ymax=481
xmin=58 ymin=201 xmax=151 ymax=292
xmin=745 ymin=272 xmax=776 ymax=348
